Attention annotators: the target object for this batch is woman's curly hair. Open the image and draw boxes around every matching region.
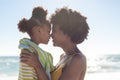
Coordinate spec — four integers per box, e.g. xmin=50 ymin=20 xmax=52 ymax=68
xmin=50 ymin=7 xmax=90 ymax=44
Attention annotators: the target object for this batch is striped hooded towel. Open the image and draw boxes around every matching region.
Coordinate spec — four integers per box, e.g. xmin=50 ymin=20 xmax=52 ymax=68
xmin=18 ymin=38 xmax=54 ymax=80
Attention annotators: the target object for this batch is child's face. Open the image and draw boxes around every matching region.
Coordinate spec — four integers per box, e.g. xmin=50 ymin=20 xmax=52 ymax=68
xmin=31 ymin=24 xmax=51 ymax=44
xmin=39 ymin=25 xmax=51 ymax=44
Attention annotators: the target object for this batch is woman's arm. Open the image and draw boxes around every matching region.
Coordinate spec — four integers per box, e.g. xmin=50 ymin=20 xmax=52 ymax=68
xmin=20 ymin=49 xmax=49 ymax=80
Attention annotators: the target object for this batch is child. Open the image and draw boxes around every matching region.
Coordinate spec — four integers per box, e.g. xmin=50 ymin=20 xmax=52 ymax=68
xmin=18 ymin=6 xmax=54 ymax=80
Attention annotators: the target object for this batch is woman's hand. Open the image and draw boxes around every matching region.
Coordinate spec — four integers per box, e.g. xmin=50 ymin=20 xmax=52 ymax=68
xmin=20 ymin=50 xmax=49 ymax=80
xmin=20 ymin=50 xmax=40 ymax=68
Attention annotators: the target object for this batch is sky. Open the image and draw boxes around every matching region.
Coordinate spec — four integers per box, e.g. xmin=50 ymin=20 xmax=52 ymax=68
xmin=0 ymin=0 xmax=120 ymax=63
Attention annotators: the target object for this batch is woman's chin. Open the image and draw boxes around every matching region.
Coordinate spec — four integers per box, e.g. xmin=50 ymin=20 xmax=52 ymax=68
xmin=52 ymin=41 xmax=59 ymax=46
xmin=53 ymin=43 xmax=56 ymax=46
xmin=53 ymin=43 xmax=60 ymax=47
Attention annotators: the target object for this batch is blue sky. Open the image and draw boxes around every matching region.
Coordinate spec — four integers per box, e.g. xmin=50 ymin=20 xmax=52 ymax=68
xmin=0 ymin=0 xmax=120 ymax=61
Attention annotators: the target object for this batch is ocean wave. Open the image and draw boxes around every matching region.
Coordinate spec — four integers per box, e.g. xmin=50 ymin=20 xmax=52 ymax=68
xmin=87 ymin=54 xmax=120 ymax=73
xmin=0 ymin=56 xmax=19 ymax=75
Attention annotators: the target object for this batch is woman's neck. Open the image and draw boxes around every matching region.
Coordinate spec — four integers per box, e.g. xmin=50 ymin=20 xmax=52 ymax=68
xmin=62 ymin=42 xmax=80 ymax=55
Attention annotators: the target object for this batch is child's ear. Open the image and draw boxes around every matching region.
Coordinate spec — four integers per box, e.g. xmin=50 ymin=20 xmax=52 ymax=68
xmin=37 ymin=27 xmax=41 ymax=32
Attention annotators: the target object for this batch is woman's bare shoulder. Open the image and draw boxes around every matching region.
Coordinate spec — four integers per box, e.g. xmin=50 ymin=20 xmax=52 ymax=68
xmin=71 ymin=53 xmax=86 ymax=66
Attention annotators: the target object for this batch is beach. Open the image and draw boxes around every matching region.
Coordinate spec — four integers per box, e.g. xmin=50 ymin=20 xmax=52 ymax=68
xmin=85 ymin=72 xmax=120 ymax=80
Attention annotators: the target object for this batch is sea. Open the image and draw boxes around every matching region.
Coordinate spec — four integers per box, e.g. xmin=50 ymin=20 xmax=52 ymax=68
xmin=0 ymin=54 xmax=120 ymax=80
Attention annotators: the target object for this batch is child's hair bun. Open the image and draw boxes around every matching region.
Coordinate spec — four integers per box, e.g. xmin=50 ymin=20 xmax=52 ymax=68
xmin=32 ymin=6 xmax=47 ymax=21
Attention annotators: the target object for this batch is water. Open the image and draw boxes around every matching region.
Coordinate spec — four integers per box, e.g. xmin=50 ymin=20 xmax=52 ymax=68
xmin=0 ymin=54 xmax=120 ymax=80
xmin=0 ymin=56 xmax=19 ymax=76
xmin=87 ymin=54 xmax=120 ymax=73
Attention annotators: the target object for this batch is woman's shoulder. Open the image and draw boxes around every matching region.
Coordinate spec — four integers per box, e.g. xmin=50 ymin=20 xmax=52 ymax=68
xmin=70 ymin=53 xmax=86 ymax=66
xmin=76 ymin=53 xmax=86 ymax=59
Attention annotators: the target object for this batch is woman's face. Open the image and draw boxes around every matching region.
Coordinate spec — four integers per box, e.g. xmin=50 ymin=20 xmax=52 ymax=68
xmin=51 ymin=25 xmax=69 ymax=47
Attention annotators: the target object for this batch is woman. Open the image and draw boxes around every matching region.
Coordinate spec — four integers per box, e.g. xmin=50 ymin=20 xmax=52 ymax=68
xmin=21 ymin=7 xmax=89 ymax=80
